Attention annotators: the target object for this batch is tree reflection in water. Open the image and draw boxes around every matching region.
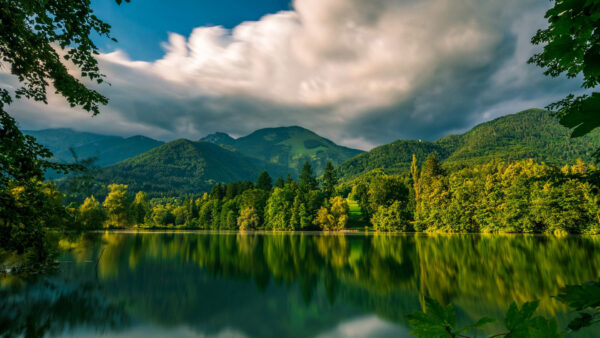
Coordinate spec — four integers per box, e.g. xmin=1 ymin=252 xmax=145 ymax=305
xmin=2 ymin=232 xmax=599 ymax=337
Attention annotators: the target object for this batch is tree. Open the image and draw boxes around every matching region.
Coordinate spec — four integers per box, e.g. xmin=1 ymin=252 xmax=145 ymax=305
xmin=1 ymin=0 xmax=128 ymax=259
xmin=131 ymin=191 xmax=150 ymax=225
xmin=238 ymin=208 xmax=260 ymax=230
xmin=314 ymin=196 xmax=349 ymax=231
xmin=264 ymin=187 xmax=294 ymax=230
xmin=274 ymin=177 xmax=285 ymax=188
xmin=299 ymin=161 xmax=318 ymax=193
xmin=103 ymin=184 xmax=132 ymax=227
xmin=1 ymin=0 xmax=130 ymax=115
xmin=78 ymin=196 xmax=106 ymax=229
xmin=256 ymin=171 xmax=272 ymax=191
xmin=371 ymin=201 xmax=412 ymax=232
xmin=530 ymin=1 xmax=600 ymax=153
xmin=410 ymin=154 xmax=419 ymax=199
xmin=322 ymin=161 xmax=337 ymax=198
xmin=152 ymin=204 xmax=175 ymax=226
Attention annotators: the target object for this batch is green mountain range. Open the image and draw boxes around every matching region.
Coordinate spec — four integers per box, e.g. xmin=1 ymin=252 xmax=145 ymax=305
xmin=32 ymin=109 xmax=600 ymax=196
xmin=337 ymin=109 xmax=600 ymax=180
xmin=24 ymin=128 xmax=163 ymax=167
xmin=201 ymin=126 xmax=363 ymax=176
xmin=97 ymin=139 xmax=287 ymax=196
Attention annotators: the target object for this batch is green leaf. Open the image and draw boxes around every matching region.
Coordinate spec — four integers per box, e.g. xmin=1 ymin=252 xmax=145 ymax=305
xmin=567 ymin=312 xmax=594 ymax=331
xmin=505 ymin=301 xmax=539 ymax=331
xmin=456 ymin=316 xmax=496 ymax=334
xmin=406 ymin=298 xmax=457 ymax=338
xmin=557 ymin=281 xmax=600 ymax=310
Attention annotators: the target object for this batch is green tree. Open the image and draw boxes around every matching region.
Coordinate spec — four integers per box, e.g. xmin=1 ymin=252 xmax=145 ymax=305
xmin=238 ymin=207 xmax=260 ymax=230
xmin=131 ymin=191 xmax=150 ymax=225
xmin=264 ymin=187 xmax=294 ymax=230
xmin=299 ymin=161 xmax=318 ymax=193
xmin=314 ymin=196 xmax=349 ymax=231
xmin=274 ymin=177 xmax=285 ymax=188
xmin=371 ymin=201 xmax=412 ymax=232
xmin=411 ymin=154 xmax=419 ymax=200
xmin=530 ymin=0 xmax=600 ymax=152
xmin=78 ymin=196 xmax=106 ymax=229
xmin=103 ymin=184 xmax=132 ymax=227
xmin=322 ymin=161 xmax=337 ymax=198
xmin=256 ymin=171 xmax=272 ymax=191
xmin=1 ymin=0 xmax=128 ymax=259
xmin=151 ymin=204 xmax=175 ymax=226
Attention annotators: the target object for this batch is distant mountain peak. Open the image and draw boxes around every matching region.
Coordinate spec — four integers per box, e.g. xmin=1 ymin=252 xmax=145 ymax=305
xmin=200 ymin=132 xmax=235 ymax=145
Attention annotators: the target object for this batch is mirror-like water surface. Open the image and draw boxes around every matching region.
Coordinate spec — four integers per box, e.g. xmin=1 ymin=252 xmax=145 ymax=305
xmin=2 ymin=232 xmax=600 ymax=337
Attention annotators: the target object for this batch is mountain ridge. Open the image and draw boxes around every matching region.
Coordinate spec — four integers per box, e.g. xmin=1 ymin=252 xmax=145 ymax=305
xmin=337 ymin=108 xmax=600 ymax=180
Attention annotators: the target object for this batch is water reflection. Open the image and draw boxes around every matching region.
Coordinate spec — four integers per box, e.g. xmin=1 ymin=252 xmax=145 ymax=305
xmin=2 ymin=232 xmax=600 ymax=337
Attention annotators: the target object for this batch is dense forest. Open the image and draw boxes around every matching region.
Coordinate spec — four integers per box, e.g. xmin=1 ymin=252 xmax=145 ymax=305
xmin=338 ymin=109 xmax=600 ymax=180
xmin=60 ymin=156 xmax=600 ymax=235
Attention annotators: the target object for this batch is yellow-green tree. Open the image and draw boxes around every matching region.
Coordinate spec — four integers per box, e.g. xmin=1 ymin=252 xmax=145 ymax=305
xmin=314 ymin=196 xmax=349 ymax=231
xmin=78 ymin=196 xmax=106 ymax=229
xmin=103 ymin=184 xmax=132 ymax=227
xmin=131 ymin=191 xmax=150 ymax=225
xmin=238 ymin=207 xmax=260 ymax=230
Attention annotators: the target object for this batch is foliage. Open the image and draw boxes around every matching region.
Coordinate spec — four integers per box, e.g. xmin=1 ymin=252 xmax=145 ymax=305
xmin=338 ymin=109 xmax=600 ymax=181
xmin=0 ymin=0 xmax=129 ymax=260
xmin=407 ymin=298 xmax=495 ymax=338
xmin=529 ymin=0 xmax=600 ymax=148
xmin=313 ymin=196 xmax=349 ymax=231
xmin=408 ymin=298 xmax=565 ymax=338
xmin=238 ymin=207 xmax=260 ymax=230
xmin=414 ymin=158 xmax=600 ymax=234
xmin=371 ymin=201 xmax=412 ymax=232
xmin=322 ymin=161 xmax=337 ymax=198
xmin=103 ymin=184 xmax=132 ymax=227
xmin=78 ymin=196 xmax=106 ymax=229
xmin=557 ymin=281 xmax=600 ymax=332
xmin=256 ymin=171 xmax=272 ymax=191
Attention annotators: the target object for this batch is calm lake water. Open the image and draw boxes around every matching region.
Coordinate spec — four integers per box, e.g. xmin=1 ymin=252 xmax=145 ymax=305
xmin=2 ymin=232 xmax=600 ymax=337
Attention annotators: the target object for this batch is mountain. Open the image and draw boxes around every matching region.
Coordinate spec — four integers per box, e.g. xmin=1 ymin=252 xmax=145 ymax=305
xmin=200 ymin=132 xmax=235 ymax=146
xmin=203 ymin=126 xmax=363 ymax=176
xmin=97 ymin=139 xmax=287 ymax=196
xmin=24 ymin=128 xmax=163 ymax=167
xmin=337 ymin=140 xmax=450 ymax=179
xmin=337 ymin=109 xmax=600 ymax=180
xmin=437 ymin=109 xmax=600 ymax=165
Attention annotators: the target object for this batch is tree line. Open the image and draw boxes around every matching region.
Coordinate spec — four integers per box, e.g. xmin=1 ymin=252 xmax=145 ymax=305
xmin=65 ymin=154 xmax=600 ymax=235
xmin=73 ymin=161 xmax=351 ymax=231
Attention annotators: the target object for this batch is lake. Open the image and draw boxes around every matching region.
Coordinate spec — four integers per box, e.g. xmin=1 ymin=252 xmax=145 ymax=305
xmin=2 ymin=232 xmax=600 ymax=337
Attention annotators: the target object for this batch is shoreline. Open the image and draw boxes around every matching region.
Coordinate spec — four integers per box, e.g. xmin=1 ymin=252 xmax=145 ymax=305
xmin=52 ymin=229 xmax=600 ymax=237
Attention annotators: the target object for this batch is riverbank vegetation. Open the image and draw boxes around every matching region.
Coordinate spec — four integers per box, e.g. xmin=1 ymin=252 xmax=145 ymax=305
xmin=53 ymin=155 xmax=600 ymax=235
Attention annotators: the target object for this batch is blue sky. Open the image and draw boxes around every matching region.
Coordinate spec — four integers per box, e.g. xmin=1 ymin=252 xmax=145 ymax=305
xmin=92 ymin=0 xmax=292 ymax=61
xmin=8 ymin=0 xmax=583 ymax=150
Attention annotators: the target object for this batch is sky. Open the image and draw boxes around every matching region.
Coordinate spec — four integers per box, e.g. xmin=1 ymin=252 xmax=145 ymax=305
xmin=3 ymin=0 xmax=584 ymax=150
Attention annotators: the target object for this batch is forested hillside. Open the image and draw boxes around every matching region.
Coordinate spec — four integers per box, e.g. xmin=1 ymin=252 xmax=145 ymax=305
xmin=439 ymin=109 xmax=600 ymax=166
xmin=96 ymin=139 xmax=287 ymax=196
xmin=337 ymin=109 xmax=600 ymax=180
xmin=337 ymin=140 xmax=449 ymax=179
xmin=24 ymin=128 xmax=163 ymax=167
xmin=203 ymin=126 xmax=363 ymax=176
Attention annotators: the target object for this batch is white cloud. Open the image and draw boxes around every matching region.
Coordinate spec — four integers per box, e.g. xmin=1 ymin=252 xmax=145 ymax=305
xmin=5 ymin=0 xmax=582 ymax=150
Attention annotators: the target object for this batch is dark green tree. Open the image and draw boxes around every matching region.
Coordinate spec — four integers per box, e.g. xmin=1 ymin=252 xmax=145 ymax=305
xmin=256 ymin=171 xmax=272 ymax=191
xmin=322 ymin=161 xmax=337 ymax=198
xmin=299 ymin=161 xmax=318 ymax=193
xmin=0 ymin=0 xmax=129 ymax=259
xmin=530 ymin=0 xmax=600 ymax=154
xmin=274 ymin=177 xmax=285 ymax=188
